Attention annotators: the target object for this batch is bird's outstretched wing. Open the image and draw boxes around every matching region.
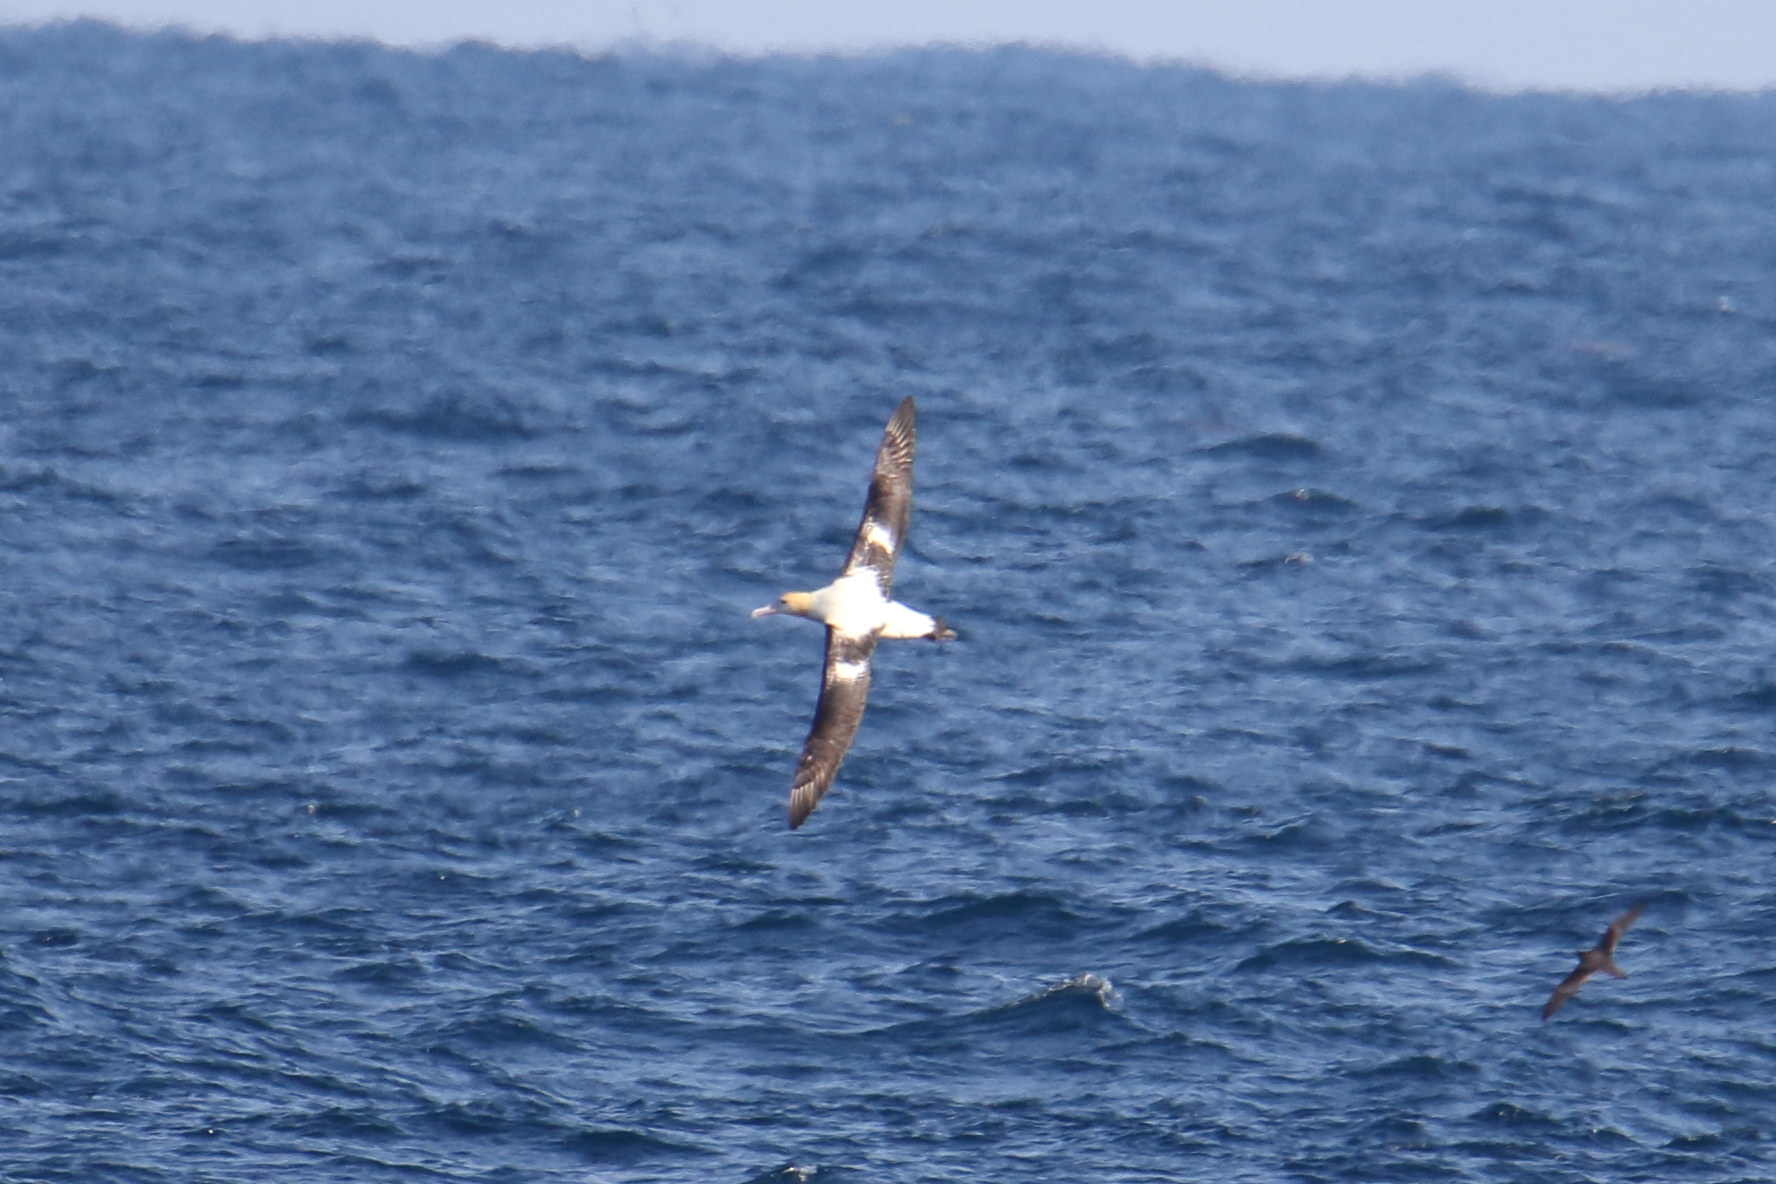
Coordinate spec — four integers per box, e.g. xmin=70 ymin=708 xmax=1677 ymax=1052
xmin=1599 ymin=903 xmax=1645 ymax=954
xmin=1542 ymin=966 xmax=1593 ymax=1020
xmin=787 ymin=629 xmax=877 ymax=829
xmin=840 ymin=397 xmax=916 ymax=597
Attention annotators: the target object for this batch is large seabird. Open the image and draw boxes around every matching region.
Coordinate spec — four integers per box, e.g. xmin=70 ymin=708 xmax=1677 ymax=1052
xmin=752 ymin=397 xmax=954 ymax=829
xmin=1541 ymin=902 xmax=1645 ymax=1020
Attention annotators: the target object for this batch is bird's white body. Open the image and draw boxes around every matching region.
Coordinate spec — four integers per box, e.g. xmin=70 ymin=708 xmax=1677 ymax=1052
xmin=785 ymin=571 xmax=945 ymax=642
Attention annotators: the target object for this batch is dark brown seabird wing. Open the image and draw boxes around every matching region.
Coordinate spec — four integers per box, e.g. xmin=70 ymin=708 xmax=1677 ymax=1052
xmin=1598 ymin=902 xmax=1645 ymax=955
xmin=787 ymin=629 xmax=877 ymax=829
xmin=840 ymin=397 xmax=916 ymax=597
xmin=1541 ymin=965 xmax=1594 ymax=1020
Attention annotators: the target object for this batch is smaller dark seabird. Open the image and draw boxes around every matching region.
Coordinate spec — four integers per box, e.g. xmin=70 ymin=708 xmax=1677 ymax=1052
xmin=753 ymin=397 xmax=954 ymax=830
xmin=1541 ymin=902 xmax=1646 ymax=1020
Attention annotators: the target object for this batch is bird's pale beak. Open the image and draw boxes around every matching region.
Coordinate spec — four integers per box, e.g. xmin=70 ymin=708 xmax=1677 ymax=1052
xmin=751 ymin=604 xmax=778 ymax=618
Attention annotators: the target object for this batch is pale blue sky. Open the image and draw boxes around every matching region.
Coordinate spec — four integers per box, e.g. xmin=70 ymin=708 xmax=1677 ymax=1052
xmin=2 ymin=0 xmax=1775 ymax=91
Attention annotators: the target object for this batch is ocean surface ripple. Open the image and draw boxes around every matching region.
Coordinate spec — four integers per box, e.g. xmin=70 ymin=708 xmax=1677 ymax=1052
xmin=1 ymin=21 xmax=1774 ymax=1182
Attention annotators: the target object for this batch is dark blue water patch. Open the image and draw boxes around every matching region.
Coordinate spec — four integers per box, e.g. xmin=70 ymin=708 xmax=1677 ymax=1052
xmin=888 ymin=890 xmax=1085 ymax=942
xmin=1688 ymin=564 xmax=1773 ymax=601
xmin=561 ymin=1125 xmax=717 ymax=1165
xmin=1132 ymin=908 xmax=1240 ymax=946
xmin=1233 ymin=936 xmax=1448 ymax=974
xmin=1416 ymin=504 xmax=1551 ymax=537
xmin=399 ymin=650 xmax=508 ymax=679
xmin=1203 ymin=432 xmax=1326 ymax=463
xmin=347 ymin=393 xmax=546 ymax=442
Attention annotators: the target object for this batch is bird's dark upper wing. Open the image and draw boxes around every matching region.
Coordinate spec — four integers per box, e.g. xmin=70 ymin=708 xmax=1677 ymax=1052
xmin=1542 ymin=966 xmax=1593 ymax=1020
xmin=787 ymin=629 xmax=877 ymax=829
xmin=1599 ymin=902 xmax=1645 ymax=954
xmin=840 ymin=397 xmax=916 ymax=597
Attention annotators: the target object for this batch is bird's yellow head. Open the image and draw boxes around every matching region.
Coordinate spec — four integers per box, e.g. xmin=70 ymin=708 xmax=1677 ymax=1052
xmin=751 ymin=591 xmax=814 ymax=619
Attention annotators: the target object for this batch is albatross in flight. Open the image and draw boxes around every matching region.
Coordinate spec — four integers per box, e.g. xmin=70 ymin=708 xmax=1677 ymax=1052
xmin=752 ymin=397 xmax=954 ymax=829
xmin=1541 ymin=902 xmax=1646 ymax=1020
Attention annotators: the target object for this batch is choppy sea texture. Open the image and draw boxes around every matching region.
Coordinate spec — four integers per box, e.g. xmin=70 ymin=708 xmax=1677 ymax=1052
xmin=2 ymin=21 xmax=1775 ymax=1183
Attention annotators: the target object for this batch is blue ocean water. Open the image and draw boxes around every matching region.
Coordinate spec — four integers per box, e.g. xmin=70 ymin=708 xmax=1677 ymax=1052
xmin=1 ymin=19 xmax=1775 ymax=1181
